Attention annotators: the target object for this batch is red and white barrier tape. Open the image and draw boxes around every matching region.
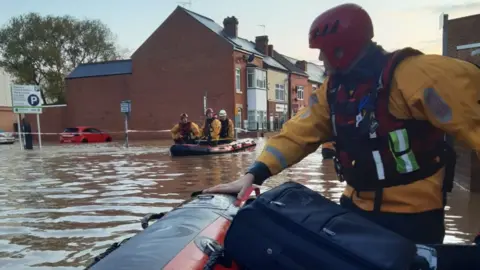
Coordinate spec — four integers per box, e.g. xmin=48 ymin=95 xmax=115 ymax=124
xmin=11 ymin=128 xmax=252 ymax=136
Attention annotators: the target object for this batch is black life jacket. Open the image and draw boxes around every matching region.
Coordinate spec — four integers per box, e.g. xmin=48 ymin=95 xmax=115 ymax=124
xmin=327 ymin=47 xmax=449 ymax=211
xmin=219 ymin=118 xmax=230 ymax=138
xmin=203 ymin=118 xmax=214 ymax=139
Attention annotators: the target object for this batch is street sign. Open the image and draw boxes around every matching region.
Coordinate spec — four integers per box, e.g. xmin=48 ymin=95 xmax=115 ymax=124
xmin=121 ymin=100 xmax=131 ymax=113
xmin=13 ymin=107 xmax=42 ymax=114
xmin=11 ymin=84 xmax=43 ymax=114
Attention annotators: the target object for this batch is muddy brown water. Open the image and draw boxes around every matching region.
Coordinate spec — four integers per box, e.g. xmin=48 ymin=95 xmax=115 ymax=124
xmin=0 ymin=138 xmax=479 ymax=269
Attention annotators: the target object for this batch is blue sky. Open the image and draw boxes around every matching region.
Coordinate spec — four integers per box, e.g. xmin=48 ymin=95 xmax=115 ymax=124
xmin=1 ymin=0 xmax=480 ymax=62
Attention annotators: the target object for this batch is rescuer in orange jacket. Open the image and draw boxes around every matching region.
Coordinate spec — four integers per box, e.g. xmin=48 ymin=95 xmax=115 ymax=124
xmin=171 ymin=113 xmax=200 ymax=144
xmin=201 ymin=108 xmax=221 ymax=145
xmin=204 ymin=3 xmax=480 ymax=245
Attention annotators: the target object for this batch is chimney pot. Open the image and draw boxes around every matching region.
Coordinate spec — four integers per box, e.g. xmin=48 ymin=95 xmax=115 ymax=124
xmin=267 ymin=45 xmax=274 ymax=57
xmin=255 ymin=35 xmax=269 ymax=54
xmin=223 ymin=16 xmax=238 ymax=37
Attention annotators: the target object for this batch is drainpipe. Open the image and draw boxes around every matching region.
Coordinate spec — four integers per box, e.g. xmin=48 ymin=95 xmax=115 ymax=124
xmin=287 ymin=73 xmax=292 ymax=119
xmin=441 ymin=14 xmax=454 ymax=148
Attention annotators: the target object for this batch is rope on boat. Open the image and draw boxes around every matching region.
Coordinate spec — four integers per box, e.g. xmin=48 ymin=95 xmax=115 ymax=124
xmin=84 ymin=237 xmax=131 ymax=269
xmin=203 ymin=248 xmax=225 ymax=270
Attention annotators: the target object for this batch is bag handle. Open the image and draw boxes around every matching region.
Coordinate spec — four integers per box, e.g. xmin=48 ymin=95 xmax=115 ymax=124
xmin=234 ymin=186 xmax=260 ymax=207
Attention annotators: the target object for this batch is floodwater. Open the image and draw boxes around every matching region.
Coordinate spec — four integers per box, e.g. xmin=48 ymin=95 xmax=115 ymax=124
xmin=0 ymin=138 xmax=479 ymax=269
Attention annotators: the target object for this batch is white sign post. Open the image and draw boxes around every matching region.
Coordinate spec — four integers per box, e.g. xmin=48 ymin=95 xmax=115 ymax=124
xmin=11 ymin=84 xmax=43 ymax=149
xmin=120 ymin=100 xmax=131 ymax=148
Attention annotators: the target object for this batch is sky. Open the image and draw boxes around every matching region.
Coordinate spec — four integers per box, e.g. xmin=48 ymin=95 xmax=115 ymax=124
xmin=1 ymin=0 xmax=480 ymax=63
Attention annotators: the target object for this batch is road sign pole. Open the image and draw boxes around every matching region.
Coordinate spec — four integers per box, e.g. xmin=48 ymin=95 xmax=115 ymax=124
xmin=36 ymin=113 xmax=42 ymax=149
xmin=16 ymin=114 xmax=23 ymax=150
xmin=124 ymin=112 xmax=129 ymax=148
xmin=120 ymin=100 xmax=131 ymax=148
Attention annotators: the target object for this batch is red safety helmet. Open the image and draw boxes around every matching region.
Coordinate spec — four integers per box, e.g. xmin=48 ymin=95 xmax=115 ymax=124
xmin=308 ymin=3 xmax=374 ymax=71
xmin=180 ymin=113 xmax=188 ymax=119
xmin=205 ymin=108 xmax=214 ymax=115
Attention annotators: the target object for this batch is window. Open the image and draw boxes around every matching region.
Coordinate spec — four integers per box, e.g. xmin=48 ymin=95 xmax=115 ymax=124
xmin=247 ymin=68 xmax=266 ymax=89
xmin=247 ymin=69 xmax=255 ymax=88
xmin=235 ymin=68 xmax=241 ymax=92
xmin=63 ymin=128 xmax=79 ymax=133
xmin=255 ymin=69 xmax=266 ymax=89
xmin=312 ymin=84 xmax=318 ymax=91
xmin=275 ymin=84 xmax=285 ymax=101
xmin=83 ymin=128 xmax=101 ymax=133
xmin=297 ymin=86 xmax=304 ymax=100
xmin=248 ymin=110 xmax=257 ymax=130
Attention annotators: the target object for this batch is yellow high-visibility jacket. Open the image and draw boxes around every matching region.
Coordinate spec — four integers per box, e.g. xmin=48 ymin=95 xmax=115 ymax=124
xmin=251 ymin=54 xmax=480 ymax=213
xmin=170 ymin=122 xmax=200 ymax=140
xmin=201 ymin=119 xmax=221 ymax=141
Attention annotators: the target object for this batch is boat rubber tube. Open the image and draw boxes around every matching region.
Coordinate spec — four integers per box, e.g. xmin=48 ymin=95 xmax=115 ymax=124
xmin=169 ymin=139 xmax=256 ymax=157
xmin=87 ymin=194 xmax=240 ymax=270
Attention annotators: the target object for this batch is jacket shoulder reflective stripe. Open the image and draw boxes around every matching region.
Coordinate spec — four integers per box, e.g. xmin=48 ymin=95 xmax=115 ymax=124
xmin=256 ymin=80 xmax=332 ymax=176
xmin=393 ymin=55 xmax=480 ymax=151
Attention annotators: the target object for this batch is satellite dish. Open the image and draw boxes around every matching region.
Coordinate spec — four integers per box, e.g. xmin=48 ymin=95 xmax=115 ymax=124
xmin=247 ymin=53 xmax=255 ymax=62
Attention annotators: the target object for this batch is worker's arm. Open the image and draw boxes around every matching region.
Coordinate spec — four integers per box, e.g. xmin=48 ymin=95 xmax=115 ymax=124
xmin=397 ymin=55 xmax=480 ymax=151
xmin=191 ymin=122 xmax=201 ymax=137
xmin=170 ymin=124 xmax=180 ymax=140
xmin=247 ymin=81 xmax=333 ymax=185
xmin=228 ymin=119 xmax=235 ymax=139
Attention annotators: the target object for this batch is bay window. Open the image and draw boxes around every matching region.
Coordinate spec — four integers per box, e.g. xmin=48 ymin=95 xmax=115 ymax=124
xmin=247 ymin=67 xmax=266 ymax=89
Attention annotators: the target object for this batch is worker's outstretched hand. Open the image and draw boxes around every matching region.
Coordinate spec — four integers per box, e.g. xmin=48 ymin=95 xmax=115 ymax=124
xmin=203 ymin=173 xmax=257 ymax=200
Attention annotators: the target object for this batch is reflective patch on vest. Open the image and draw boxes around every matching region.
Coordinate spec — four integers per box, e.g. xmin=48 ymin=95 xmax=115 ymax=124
xmin=424 ymin=87 xmax=452 ymax=123
xmin=264 ymin=146 xmax=288 ymax=169
xmin=388 ymin=129 xmax=420 ymax=174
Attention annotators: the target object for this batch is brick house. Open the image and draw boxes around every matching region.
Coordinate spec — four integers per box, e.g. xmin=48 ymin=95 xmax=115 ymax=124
xmin=283 ymin=55 xmax=325 ymax=104
xmin=444 ymin=13 xmax=480 ymax=192
xmin=269 ymin=52 xmax=309 ymax=118
xmin=59 ymin=6 xmax=298 ymax=138
xmin=251 ymin=36 xmax=289 ymax=131
xmin=0 ymin=68 xmax=15 ymax=132
xmin=446 ymin=14 xmax=480 ymax=66
xmin=240 ymin=34 xmax=310 ymax=119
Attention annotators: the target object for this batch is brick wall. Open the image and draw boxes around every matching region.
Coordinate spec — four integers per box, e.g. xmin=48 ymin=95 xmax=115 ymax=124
xmin=446 ymin=13 xmax=480 ymax=192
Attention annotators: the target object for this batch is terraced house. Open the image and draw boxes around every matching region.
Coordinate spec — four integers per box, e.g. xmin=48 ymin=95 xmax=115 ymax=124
xmin=283 ymin=55 xmax=325 ymax=104
xmin=42 ymin=6 xmax=325 ymax=139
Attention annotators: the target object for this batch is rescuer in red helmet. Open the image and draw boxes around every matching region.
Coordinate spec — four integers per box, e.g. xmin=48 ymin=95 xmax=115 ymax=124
xmin=204 ymin=3 xmax=480 ymax=245
xmin=170 ymin=113 xmax=200 ymax=144
xmin=200 ymin=108 xmax=221 ymax=145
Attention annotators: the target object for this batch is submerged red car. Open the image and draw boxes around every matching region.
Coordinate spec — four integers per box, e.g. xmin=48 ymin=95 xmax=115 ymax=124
xmin=60 ymin=126 xmax=112 ymax=143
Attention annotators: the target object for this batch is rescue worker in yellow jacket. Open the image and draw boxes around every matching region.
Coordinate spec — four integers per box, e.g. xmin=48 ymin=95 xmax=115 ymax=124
xmin=204 ymin=3 xmax=480 ymax=245
xmin=170 ymin=113 xmax=200 ymax=144
xmin=218 ymin=109 xmax=235 ymax=143
xmin=201 ymin=108 xmax=221 ymax=145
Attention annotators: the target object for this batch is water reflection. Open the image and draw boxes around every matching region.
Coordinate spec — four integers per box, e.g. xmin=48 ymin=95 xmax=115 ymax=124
xmin=0 ymin=139 xmax=478 ymax=269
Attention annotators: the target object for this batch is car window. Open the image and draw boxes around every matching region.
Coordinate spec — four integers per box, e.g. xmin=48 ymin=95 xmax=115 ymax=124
xmin=63 ymin=128 xmax=79 ymax=133
xmin=89 ymin=128 xmax=102 ymax=133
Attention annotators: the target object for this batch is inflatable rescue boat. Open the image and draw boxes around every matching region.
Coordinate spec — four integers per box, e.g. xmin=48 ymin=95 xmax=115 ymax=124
xmin=86 ymin=192 xmax=243 ymax=270
xmin=169 ymin=138 xmax=256 ymax=157
xmin=86 ymin=190 xmax=480 ymax=270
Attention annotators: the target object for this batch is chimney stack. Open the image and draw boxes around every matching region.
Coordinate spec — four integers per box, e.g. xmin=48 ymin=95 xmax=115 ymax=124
xmin=255 ymin=35 xmax=269 ymax=55
xmin=295 ymin=60 xmax=307 ymax=71
xmin=223 ymin=16 xmax=238 ymax=38
xmin=267 ymin=45 xmax=274 ymax=57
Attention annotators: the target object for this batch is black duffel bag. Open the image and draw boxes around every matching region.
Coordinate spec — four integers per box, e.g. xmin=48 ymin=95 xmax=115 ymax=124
xmin=222 ymin=181 xmax=421 ymax=270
